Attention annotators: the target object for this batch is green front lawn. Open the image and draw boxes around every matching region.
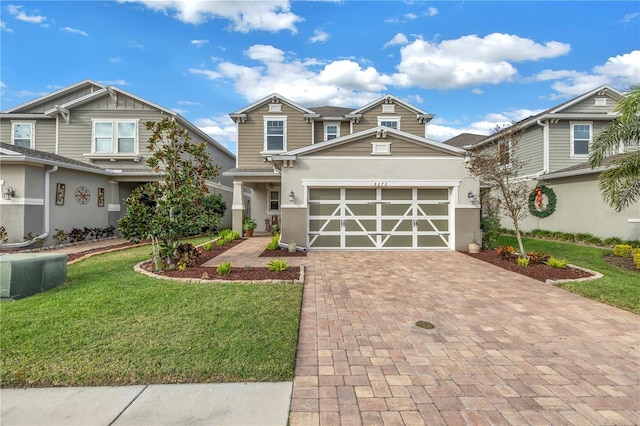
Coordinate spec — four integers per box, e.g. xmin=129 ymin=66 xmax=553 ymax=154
xmin=497 ymin=235 xmax=639 ymax=314
xmin=1 ymin=241 xmax=303 ymax=387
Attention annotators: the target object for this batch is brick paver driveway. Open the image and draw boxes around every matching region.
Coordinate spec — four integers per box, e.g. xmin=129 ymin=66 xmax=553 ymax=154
xmin=289 ymin=251 xmax=639 ymax=425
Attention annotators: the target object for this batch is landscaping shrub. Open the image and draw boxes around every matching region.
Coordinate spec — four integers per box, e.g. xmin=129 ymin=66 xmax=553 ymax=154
xmin=634 ymin=253 xmax=640 ymax=270
xmin=496 ymin=245 xmax=515 ymax=260
xmin=52 ymin=229 xmax=68 ymax=245
xmin=545 ymin=256 xmax=567 ymax=268
xmin=267 ymin=234 xmax=280 ymax=251
xmin=68 ymin=227 xmax=88 ymax=243
xmin=613 ymin=244 xmax=633 ymax=258
xmin=480 ymin=211 xmax=501 ymax=249
xmin=202 ymin=241 xmax=213 ymax=251
xmin=603 ymin=237 xmax=624 ymax=246
xmin=517 ymin=256 xmax=529 ymax=267
xmin=174 ymin=242 xmax=200 ymax=269
xmin=527 ymin=251 xmax=550 ymax=264
xmin=217 ymin=261 xmax=231 ymax=276
xmin=267 ymin=259 xmax=289 ymax=272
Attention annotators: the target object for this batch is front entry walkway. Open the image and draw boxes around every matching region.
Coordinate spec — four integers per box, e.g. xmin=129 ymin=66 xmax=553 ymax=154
xmin=290 ymin=251 xmax=639 ymax=425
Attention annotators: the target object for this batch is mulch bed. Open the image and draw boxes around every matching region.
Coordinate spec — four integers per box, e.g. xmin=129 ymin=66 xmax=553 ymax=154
xmin=66 ymin=241 xmax=139 ymax=262
xmin=603 ymin=254 xmax=638 ymax=272
xmin=259 ymin=248 xmax=307 ymax=257
xmin=464 ymin=249 xmax=594 ymax=282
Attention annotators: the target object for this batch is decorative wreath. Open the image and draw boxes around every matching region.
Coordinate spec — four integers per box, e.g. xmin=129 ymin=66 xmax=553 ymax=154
xmin=528 ymin=185 xmax=556 ymax=218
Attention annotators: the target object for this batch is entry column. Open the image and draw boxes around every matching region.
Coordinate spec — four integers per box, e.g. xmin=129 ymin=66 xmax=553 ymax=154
xmin=232 ymin=181 xmax=244 ymax=235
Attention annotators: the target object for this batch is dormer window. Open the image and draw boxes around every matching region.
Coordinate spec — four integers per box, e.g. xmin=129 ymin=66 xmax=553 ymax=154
xmin=382 ymin=104 xmax=395 ymax=113
xmin=264 ymin=117 xmax=287 ymax=152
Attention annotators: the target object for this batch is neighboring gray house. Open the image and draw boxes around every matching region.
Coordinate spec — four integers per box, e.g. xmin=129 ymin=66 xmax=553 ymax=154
xmin=226 ymin=93 xmax=480 ymax=251
xmin=0 ymin=80 xmax=236 ymax=247
xmin=468 ymin=85 xmax=639 ymax=241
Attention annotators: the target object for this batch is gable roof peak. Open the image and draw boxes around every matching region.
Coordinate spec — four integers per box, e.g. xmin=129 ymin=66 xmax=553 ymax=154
xmin=2 ymin=79 xmax=105 ymax=113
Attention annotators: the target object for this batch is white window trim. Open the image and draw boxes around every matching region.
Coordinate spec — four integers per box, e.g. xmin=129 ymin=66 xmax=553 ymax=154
xmin=262 ymin=116 xmax=287 ymax=153
xmin=90 ymin=119 xmax=139 ymax=155
xmin=570 ymin=121 xmax=592 ymax=158
xmin=268 ymin=189 xmax=280 ymax=212
xmin=11 ymin=120 xmax=36 ymax=149
xmin=377 ymin=116 xmax=401 ymax=130
xmin=324 ymin=122 xmax=340 ymax=141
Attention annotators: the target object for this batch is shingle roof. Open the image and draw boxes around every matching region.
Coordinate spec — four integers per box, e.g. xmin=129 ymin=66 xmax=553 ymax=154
xmin=443 ymin=133 xmax=487 ymax=148
xmin=0 ymin=142 xmax=106 ymax=172
xmin=544 ymin=153 xmax=630 ymax=176
xmin=306 ymin=106 xmax=355 ymax=118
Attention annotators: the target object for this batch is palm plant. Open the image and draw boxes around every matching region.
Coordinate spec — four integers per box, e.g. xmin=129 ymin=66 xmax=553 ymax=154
xmin=589 ymin=86 xmax=640 ymax=212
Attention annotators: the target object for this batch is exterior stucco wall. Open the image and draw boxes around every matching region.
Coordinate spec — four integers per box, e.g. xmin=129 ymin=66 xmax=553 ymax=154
xmin=507 ymin=176 xmax=640 ymax=241
xmin=280 ymin=156 xmax=479 ymax=249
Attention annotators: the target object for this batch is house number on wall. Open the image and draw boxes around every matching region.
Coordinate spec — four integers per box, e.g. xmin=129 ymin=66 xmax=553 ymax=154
xmin=75 ymin=186 xmax=91 ymax=204
xmin=374 ymin=182 xmax=388 ymax=187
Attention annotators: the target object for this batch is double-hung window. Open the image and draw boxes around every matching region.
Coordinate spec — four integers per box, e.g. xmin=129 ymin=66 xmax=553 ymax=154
xmin=264 ymin=117 xmax=286 ymax=152
xmin=92 ymin=120 xmax=138 ymax=154
xmin=269 ymin=191 xmax=280 ymax=211
xmin=378 ymin=117 xmax=400 ymax=130
xmin=325 ymin=122 xmax=339 ymax=140
xmin=571 ymin=122 xmax=591 ymax=157
xmin=12 ymin=122 xmax=34 ymax=148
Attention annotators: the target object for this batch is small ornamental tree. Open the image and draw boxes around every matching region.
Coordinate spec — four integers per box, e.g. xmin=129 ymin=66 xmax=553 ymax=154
xmin=118 ymin=118 xmax=220 ymax=269
xmin=467 ymin=123 xmax=529 ymax=255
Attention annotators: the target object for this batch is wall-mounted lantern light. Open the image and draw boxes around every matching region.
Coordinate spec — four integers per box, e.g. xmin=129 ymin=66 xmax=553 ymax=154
xmin=3 ymin=186 xmax=15 ymax=200
xmin=289 ymin=190 xmax=295 ymax=202
xmin=467 ymin=191 xmax=476 ymax=203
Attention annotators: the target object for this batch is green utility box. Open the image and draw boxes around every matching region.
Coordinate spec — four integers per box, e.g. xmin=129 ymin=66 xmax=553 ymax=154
xmin=0 ymin=253 xmax=67 ymax=299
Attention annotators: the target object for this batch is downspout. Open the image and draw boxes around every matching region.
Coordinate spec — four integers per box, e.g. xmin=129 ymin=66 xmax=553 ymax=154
xmin=534 ymin=119 xmax=549 ymax=177
xmin=3 ymin=166 xmax=58 ymax=249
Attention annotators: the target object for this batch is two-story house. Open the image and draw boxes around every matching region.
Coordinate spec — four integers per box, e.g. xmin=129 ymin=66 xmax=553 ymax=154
xmin=0 ymin=79 xmax=236 ymax=247
xmin=467 ymin=85 xmax=639 ymax=241
xmin=226 ymin=94 xmax=480 ymax=251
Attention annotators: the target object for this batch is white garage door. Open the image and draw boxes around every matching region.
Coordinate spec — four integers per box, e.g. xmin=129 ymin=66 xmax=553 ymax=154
xmin=307 ymin=187 xmax=451 ymax=249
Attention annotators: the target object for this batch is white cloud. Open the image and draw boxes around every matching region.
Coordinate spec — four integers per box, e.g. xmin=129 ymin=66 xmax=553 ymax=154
xmin=425 ymin=7 xmax=438 ymax=17
xmin=405 ymin=13 xmax=417 ymax=20
xmin=99 ymin=79 xmax=130 ymax=86
xmin=621 ymin=12 xmax=639 ymax=23
xmin=394 ymin=33 xmax=571 ymax=89
xmin=118 ymin=0 xmax=303 ymax=32
xmin=7 ymin=4 xmax=46 ymax=24
xmin=317 ymin=60 xmax=393 ymax=92
xmin=536 ymin=50 xmax=640 ymax=98
xmin=1 ymin=21 xmax=13 ymax=32
xmin=129 ymin=40 xmax=144 ymax=49
xmin=177 ymin=100 xmax=202 ymax=106
xmin=471 ymin=88 xmax=484 ymax=95
xmin=189 ymin=68 xmax=222 ymax=80
xmin=109 ymin=57 xmax=123 ymax=63
xmin=191 ymin=39 xmax=209 ymax=48
xmin=384 ymin=33 xmax=409 ymax=49
xmin=194 ymin=115 xmax=239 ymax=154
xmin=61 ymin=26 xmax=88 ymax=36
xmin=309 ymin=29 xmax=329 ymax=44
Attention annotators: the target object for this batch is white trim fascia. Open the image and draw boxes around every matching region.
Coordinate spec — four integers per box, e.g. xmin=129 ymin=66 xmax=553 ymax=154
xmin=350 ymin=94 xmax=431 ymax=116
xmin=223 ymin=170 xmax=281 ymax=177
xmin=540 ymin=166 xmax=606 ymax=180
xmin=231 ymin=93 xmax=316 ymax=115
xmin=107 ymin=204 xmax=121 ymax=212
xmin=549 ymin=85 xmax=623 ymax=113
xmin=44 ymin=88 xmax=108 ymax=116
xmin=628 ymin=218 xmax=640 ymax=223
xmin=0 ymin=113 xmax=50 ymax=119
xmin=0 ymin=154 xmax=107 ymax=175
xmin=457 ymin=204 xmax=481 ymax=209
xmin=0 ymin=197 xmax=44 ymax=205
xmin=2 ymin=79 xmax=103 ymax=113
xmin=301 ymin=179 xmax=461 ymax=187
xmin=297 ymin=155 xmax=464 ymax=161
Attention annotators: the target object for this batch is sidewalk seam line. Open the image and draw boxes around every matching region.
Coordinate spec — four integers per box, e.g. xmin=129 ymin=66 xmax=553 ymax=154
xmin=108 ymin=384 xmax=148 ymax=425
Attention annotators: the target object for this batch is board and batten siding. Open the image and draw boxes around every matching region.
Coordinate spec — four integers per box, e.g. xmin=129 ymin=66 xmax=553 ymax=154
xmin=311 ymin=136 xmax=453 ymax=157
xmin=353 ymin=103 xmax=426 ymax=138
xmin=515 ymin=125 xmax=544 ymax=176
xmin=237 ymin=102 xmax=313 ymax=169
xmin=21 ymin=84 xmax=103 ymax=114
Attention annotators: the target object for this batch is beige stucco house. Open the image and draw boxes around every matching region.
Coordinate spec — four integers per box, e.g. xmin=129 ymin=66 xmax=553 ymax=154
xmin=0 ymin=80 xmax=236 ymax=248
xmin=226 ymin=94 xmax=480 ymax=250
xmin=466 ymin=85 xmax=639 ymax=242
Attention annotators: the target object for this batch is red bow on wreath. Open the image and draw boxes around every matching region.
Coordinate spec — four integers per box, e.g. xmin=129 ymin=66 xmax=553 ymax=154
xmin=535 ymin=187 xmax=543 ymax=208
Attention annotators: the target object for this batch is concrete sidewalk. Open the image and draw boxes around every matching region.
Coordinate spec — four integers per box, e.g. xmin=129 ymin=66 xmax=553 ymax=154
xmin=1 ymin=382 xmax=292 ymax=425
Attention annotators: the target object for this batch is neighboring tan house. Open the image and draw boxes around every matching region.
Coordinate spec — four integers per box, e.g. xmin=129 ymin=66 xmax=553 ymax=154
xmin=467 ymin=85 xmax=639 ymax=241
xmin=0 ymin=79 xmax=236 ymax=248
xmin=226 ymin=94 xmax=480 ymax=251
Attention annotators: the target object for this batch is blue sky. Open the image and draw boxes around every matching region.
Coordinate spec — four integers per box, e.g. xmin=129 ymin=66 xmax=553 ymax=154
xmin=1 ymin=1 xmax=639 ymax=154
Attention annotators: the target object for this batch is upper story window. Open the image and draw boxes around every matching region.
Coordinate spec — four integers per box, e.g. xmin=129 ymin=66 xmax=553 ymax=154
xmin=378 ymin=117 xmax=400 ymax=130
xmin=325 ymin=123 xmax=340 ymax=140
xmin=12 ymin=121 xmax=34 ymax=148
xmin=264 ymin=117 xmax=287 ymax=152
xmin=92 ymin=120 xmax=138 ymax=153
xmin=571 ymin=122 xmax=592 ymax=157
